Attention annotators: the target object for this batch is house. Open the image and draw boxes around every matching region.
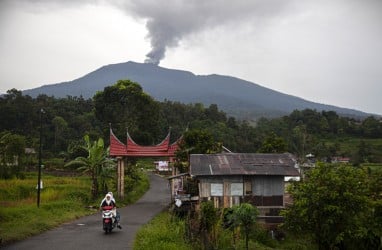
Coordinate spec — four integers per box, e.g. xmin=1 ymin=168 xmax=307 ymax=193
xmin=154 ymin=160 xmax=171 ymax=172
xmin=189 ymin=153 xmax=300 ymax=224
xmin=331 ymin=156 xmax=350 ymax=164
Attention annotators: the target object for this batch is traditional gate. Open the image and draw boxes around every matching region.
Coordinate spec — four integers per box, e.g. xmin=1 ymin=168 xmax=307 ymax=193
xmin=109 ymin=127 xmax=181 ymax=199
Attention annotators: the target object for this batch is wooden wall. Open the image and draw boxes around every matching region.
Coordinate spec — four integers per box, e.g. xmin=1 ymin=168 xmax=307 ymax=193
xmin=198 ymin=175 xmax=285 ymax=208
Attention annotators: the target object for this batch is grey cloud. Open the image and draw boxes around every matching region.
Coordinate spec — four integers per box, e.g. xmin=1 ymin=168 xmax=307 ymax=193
xmin=1 ymin=0 xmax=292 ymax=65
xmin=124 ymin=0 xmax=292 ymax=65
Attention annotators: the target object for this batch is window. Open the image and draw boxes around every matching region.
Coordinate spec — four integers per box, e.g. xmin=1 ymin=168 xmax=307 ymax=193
xmin=211 ymin=183 xmax=223 ymax=196
xmin=231 ymin=183 xmax=243 ymax=196
xmin=244 ymin=181 xmax=252 ymax=195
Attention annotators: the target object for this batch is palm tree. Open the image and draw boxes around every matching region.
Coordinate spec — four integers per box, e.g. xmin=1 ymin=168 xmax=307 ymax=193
xmin=65 ymin=135 xmax=115 ymax=199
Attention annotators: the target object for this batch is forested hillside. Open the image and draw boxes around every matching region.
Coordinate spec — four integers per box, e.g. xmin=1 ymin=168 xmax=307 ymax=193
xmin=22 ymin=61 xmax=373 ymax=120
xmin=1 ymin=80 xmax=382 ymax=178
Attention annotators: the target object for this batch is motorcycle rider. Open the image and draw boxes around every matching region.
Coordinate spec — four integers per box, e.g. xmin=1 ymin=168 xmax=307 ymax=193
xmin=101 ymin=191 xmax=115 ymax=204
xmin=100 ymin=192 xmax=121 ymax=229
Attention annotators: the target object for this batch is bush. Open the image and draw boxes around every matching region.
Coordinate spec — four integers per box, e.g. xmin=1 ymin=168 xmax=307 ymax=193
xmin=134 ymin=212 xmax=190 ymax=250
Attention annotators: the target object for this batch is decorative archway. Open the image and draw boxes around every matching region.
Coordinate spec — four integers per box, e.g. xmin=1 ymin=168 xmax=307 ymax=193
xmin=109 ymin=127 xmax=181 ymax=199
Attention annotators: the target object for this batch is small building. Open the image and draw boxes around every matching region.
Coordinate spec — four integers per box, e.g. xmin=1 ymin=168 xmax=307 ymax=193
xmin=331 ymin=156 xmax=350 ymax=164
xmin=154 ymin=160 xmax=172 ymax=174
xmin=189 ymin=153 xmax=300 ymax=224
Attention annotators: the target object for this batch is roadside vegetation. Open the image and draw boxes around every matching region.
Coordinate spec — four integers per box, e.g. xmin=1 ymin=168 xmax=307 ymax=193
xmin=0 ymin=168 xmax=149 ymax=245
xmin=283 ymin=163 xmax=382 ymax=249
xmin=135 ymin=163 xmax=382 ymax=250
xmin=134 ymin=208 xmax=315 ymax=250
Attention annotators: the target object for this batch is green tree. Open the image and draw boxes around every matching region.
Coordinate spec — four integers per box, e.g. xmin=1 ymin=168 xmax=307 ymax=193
xmin=352 ymin=140 xmax=372 ymax=165
xmin=228 ymin=203 xmax=259 ymax=250
xmin=199 ymin=201 xmax=219 ymax=249
xmin=65 ymin=135 xmax=115 ymax=199
xmin=282 ymin=164 xmax=373 ymax=249
xmin=258 ymin=132 xmax=287 ymax=153
xmin=360 ymin=169 xmax=382 ymax=249
xmin=0 ymin=89 xmax=36 ymax=135
xmin=0 ymin=131 xmax=26 ymax=179
xmin=290 ymin=124 xmax=310 ymax=159
xmin=175 ymin=129 xmax=222 ymax=172
xmin=94 ymin=80 xmax=162 ymax=144
xmin=362 ymin=116 xmax=382 ymax=138
xmin=322 ymin=110 xmax=340 ymax=134
xmin=204 ymin=104 xmax=227 ymax=123
xmin=52 ymin=116 xmax=68 ymax=153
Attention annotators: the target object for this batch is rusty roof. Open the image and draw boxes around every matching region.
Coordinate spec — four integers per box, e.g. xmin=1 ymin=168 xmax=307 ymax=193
xmin=190 ymin=153 xmax=299 ymax=177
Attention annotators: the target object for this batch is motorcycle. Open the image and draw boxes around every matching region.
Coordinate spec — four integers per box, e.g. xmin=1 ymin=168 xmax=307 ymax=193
xmin=102 ymin=205 xmax=116 ymax=233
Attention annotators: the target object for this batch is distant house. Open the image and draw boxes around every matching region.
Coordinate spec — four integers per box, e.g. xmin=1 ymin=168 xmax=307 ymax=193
xmin=25 ymin=148 xmax=36 ymax=154
xmin=189 ymin=153 xmax=300 ymax=223
xmin=331 ymin=156 xmax=350 ymax=163
xmin=154 ymin=160 xmax=171 ymax=172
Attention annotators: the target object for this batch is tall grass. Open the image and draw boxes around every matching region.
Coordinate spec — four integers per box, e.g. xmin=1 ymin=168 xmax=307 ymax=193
xmin=0 ymin=173 xmax=93 ymax=244
xmin=134 ymin=212 xmax=192 ymax=250
xmin=0 ymin=170 xmax=149 ymax=245
xmin=133 ymin=211 xmax=316 ymax=250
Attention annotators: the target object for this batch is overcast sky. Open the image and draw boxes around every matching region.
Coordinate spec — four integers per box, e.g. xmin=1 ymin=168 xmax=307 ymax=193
xmin=1 ymin=0 xmax=381 ymax=115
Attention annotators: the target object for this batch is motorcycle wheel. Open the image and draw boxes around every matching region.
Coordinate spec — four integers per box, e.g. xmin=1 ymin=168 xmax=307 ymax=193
xmin=104 ymin=225 xmax=109 ymax=234
xmin=105 ymin=223 xmax=112 ymax=234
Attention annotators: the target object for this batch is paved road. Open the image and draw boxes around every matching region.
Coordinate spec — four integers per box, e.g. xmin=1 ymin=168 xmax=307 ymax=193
xmin=3 ymin=172 xmax=170 ymax=250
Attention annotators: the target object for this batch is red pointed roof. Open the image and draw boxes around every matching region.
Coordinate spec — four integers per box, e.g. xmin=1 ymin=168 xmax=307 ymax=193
xmin=109 ymin=128 xmax=181 ymax=157
xmin=126 ymin=130 xmax=170 ymax=152
xmin=109 ymin=128 xmax=128 ymax=156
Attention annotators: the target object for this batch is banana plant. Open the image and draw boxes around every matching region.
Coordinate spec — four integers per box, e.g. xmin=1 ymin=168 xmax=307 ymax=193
xmin=65 ymin=135 xmax=115 ymax=199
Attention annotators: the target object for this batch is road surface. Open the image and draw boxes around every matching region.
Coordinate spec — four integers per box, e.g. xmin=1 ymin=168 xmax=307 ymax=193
xmin=3 ymin=172 xmax=170 ymax=250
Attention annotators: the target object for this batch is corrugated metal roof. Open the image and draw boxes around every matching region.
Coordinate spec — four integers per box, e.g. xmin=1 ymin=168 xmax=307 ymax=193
xmin=190 ymin=153 xmax=299 ymax=177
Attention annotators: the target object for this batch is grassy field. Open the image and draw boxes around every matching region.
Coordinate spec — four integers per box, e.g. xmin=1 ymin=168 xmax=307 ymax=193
xmin=0 ymin=170 xmax=149 ymax=245
xmin=323 ymin=137 xmax=382 ymax=159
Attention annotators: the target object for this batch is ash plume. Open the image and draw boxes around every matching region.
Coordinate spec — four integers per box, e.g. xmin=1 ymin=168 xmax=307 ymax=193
xmin=126 ymin=0 xmax=290 ymax=65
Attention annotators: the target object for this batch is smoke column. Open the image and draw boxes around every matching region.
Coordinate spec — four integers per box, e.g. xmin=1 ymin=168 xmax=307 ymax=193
xmin=126 ymin=0 xmax=289 ymax=65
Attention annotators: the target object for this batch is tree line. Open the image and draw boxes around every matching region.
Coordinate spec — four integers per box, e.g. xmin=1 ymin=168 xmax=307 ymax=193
xmin=1 ymin=80 xmax=381 ymax=178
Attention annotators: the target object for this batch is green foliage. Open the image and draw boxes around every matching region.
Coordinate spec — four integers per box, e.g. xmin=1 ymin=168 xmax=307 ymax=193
xmin=227 ymin=203 xmax=259 ymax=250
xmin=199 ymin=201 xmax=220 ymax=249
xmin=94 ymin=79 xmax=162 ymax=143
xmin=0 ymin=131 xmax=26 ymax=178
xmin=175 ymin=129 xmax=222 ymax=172
xmin=0 ymin=174 xmax=93 ymax=244
xmin=0 ymin=91 xmax=98 ymax=159
xmin=134 ymin=212 xmax=191 ymax=250
xmin=1 ymin=86 xmax=382 ymax=167
xmin=137 ymin=208 xmax=317 ymax=250
xmin=353 ymin=140 xmax=373 ymax=165
xmin=43 ymin=157 xmax=65 ymax=169
xmin=52 ymin=115 xmax=68 ymax=153
xmin=66 ymin=139 xmax=88 ymax=160
xmin=65 ymin=135 xmax=115 ymax=199
xmin=362 ymin=116 xmax=382 ymax=138
xmin=282 ymin=163 xmax=382 ymax=249
xmin=122 ymin=168 xmax=150 ymax=204
xmin=0 ymin=171 xmax=149 ymax=245
xmin=200 ymin=201 xmax=219 ymax=232
xmin=258 ymin=132 xmax=287 ymax=153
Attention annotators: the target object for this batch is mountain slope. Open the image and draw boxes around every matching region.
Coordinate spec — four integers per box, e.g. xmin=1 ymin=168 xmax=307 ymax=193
xmin=23 ymin=61 xmax=370 ymax=119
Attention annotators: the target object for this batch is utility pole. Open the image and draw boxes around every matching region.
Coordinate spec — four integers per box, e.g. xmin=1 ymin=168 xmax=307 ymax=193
xmin=37 ymin=108 xmax=44 ymax=207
